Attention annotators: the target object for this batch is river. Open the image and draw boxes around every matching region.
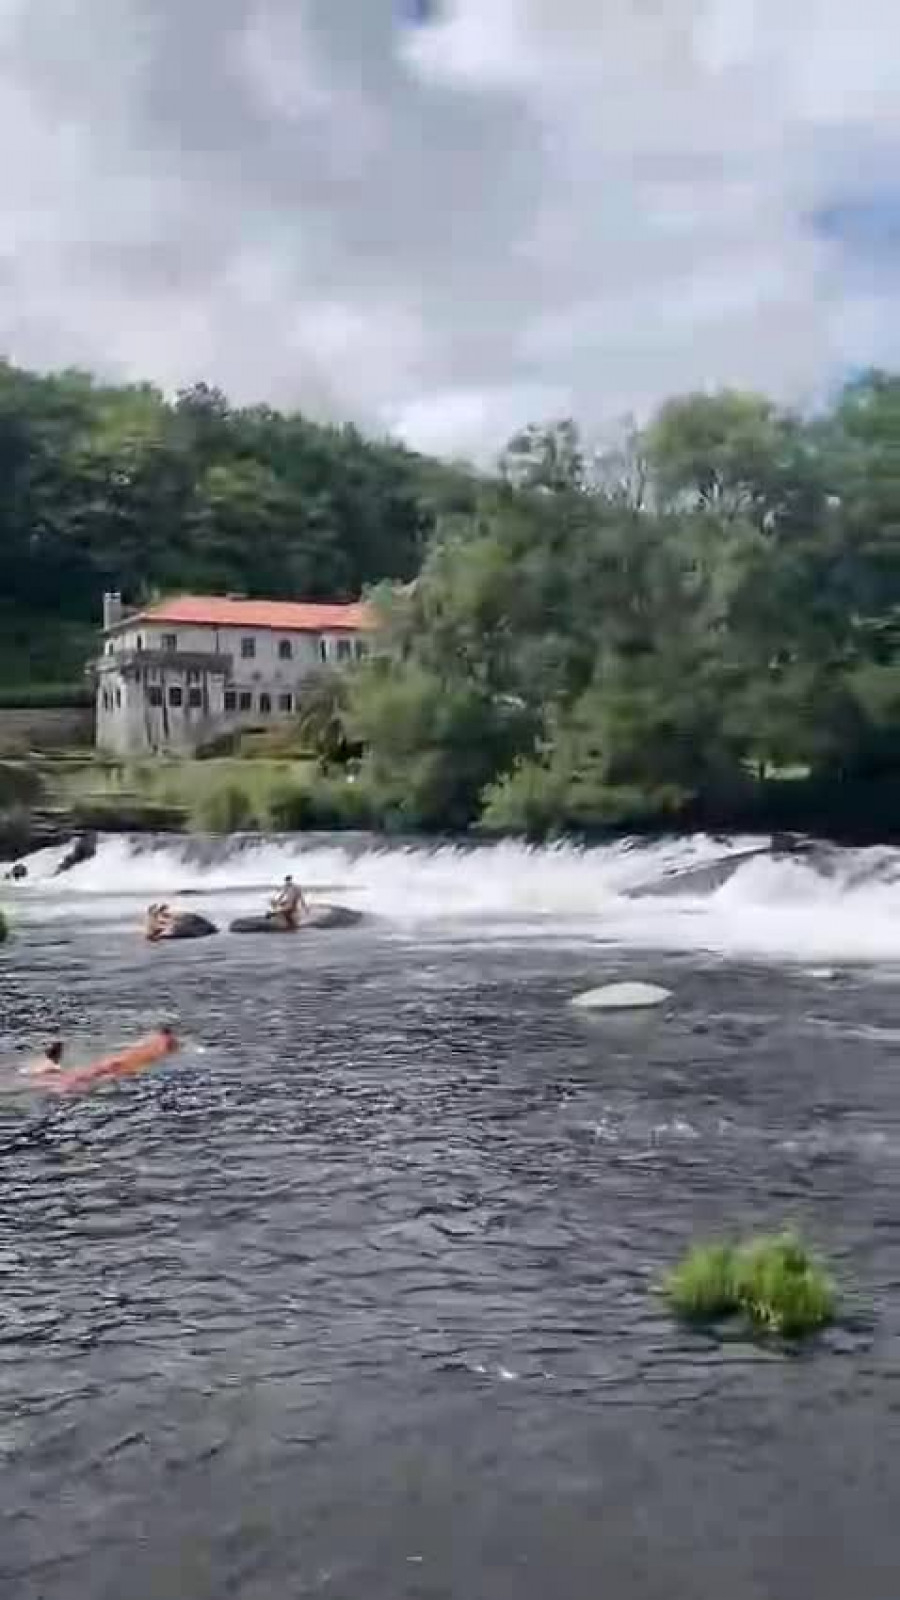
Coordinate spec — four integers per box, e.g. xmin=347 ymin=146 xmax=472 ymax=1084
xmin=2 ymin=832 xmax=900 ymax=1599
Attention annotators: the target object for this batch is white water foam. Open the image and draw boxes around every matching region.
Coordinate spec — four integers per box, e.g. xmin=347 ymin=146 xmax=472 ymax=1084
xmin=8 ymin=831 xmax=900 ymax=966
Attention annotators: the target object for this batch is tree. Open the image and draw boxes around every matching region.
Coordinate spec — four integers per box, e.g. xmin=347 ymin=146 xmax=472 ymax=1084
xmin=295 ymin=669 xmax=354 ymax=770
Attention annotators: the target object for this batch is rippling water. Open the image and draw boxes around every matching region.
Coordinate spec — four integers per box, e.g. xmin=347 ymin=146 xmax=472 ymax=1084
xmin=3 ymin=834 xmax=900 ymax=1598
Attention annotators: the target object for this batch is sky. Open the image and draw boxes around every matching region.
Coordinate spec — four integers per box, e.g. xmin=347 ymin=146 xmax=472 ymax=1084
xmin=1 ymin=0 xmax=899 ymax=461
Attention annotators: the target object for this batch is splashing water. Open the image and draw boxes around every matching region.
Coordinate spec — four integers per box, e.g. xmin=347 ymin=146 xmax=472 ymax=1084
xmin=7 ymin=830 xmax=900 ymax=966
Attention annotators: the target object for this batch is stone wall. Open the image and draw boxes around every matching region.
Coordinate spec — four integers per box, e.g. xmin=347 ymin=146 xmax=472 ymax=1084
xmin=0 ymin=706 xmax=95 ymax=754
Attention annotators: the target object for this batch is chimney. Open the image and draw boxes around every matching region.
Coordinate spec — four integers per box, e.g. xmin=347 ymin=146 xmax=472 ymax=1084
xmin=103 ymin=591 xmax=123 ymax=631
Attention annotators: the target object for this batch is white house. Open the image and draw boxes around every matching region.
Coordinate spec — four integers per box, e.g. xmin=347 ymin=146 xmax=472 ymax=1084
xmin=91 ymin=592 xmax=374 ymax=755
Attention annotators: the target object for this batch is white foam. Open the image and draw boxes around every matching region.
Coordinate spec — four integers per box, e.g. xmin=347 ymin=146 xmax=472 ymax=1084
xmin=8 ymin=831 xmax=900 ymax=967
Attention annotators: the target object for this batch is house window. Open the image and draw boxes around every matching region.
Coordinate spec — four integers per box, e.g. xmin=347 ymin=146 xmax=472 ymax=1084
xmin=241 ymin=636 xmax=256 ymax=659
xmin=187 ymin=668 xmax=200 ymax=684
xmin=115 ymin=687 xmax=122 ymax=708
xmin=168 ymin=685 xmax=183 ymax=708
xmin=278 ymin=639 xmax=292 ymax=661
xmin=162 ymin=634 xmax=177 ymax=652
xmin=148 ymin=685 xmax=163 ymax=708
xmin=239 ymin=690 xmax=253 ymax=712
xmin=337 ymin=638 xmax=352 ymax=662
xmin=224 ymin=689 xmax=237 ymax=713
xmin=188 ymin=687 xmax=203 ymax=709
xmin=278 ymin=692 xmax=293 ymax=713
xmin=354 ymin=639 xmax=368 ymax=660
xmin=136 ymin=635 xmax=144 ymax=651
xmin=318 ymin=638 xmax=328 ymax=663
xmin=259 ymin=692 xmax=271 ymax=715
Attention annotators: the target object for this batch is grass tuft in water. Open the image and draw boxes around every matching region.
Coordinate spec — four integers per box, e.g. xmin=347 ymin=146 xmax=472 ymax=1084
xmin=732 ymin=1232 xmax=835 ymax=1337
xmin=664 ymin=1231 xmax=836 ymax=1338
xmin=664 ymin=1242 xmax=737 ymax=1322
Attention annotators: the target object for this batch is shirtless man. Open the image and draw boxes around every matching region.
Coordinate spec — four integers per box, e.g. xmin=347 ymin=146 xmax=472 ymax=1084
xmin=146 ymin=903 xmax=176 ymax=941
xmin=270 ymin=875 xmax=307 ymax=930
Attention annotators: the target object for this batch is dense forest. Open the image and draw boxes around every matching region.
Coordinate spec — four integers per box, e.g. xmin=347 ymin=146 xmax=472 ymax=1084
xmin=0 ymin=359 xmax=475 ymax=687
xmin=336 ymin=372 xmax=900 ymax=837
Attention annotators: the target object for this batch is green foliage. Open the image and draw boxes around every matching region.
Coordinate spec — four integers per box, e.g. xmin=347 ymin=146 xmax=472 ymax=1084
xmin=262 ymin=774 xmax=373 ymax=831
xmin=0 ymin=359 xmax=469 ymax=685
xmin=293 ymin=669 xmax=355 ymax=769
xmin=10 ymin=356 xmax=900 ymax=834
xmin=351 ymin=662 xmax=535 ymax=830
xmin=0 ymin=762 xmax=46 ymax=808
xmin=0 ymin=684 xmax=92 ymax=709
xmin=353 ymin=377 xmax=900 ymax=833
xmin=0 ymin=764 xmax=45 ymax=812
xmin=190 ymin=780 xmax=256 ymax=834
xmin=733 ymin=1233 xmax=836 ymax=1337
xmin=664 ymin=1232 xmax=836 ymax=1338
xmin=663 ymin=1243 xmax=737 ymax=1322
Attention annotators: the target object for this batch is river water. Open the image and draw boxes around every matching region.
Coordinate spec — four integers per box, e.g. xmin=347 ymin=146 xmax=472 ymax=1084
xmin=2 ymin=832 xmax=900 ymax=1599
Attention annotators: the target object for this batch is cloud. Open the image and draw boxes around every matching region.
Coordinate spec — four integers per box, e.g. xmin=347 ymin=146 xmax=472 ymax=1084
xmin=0 ymin=0 xmax=898 ymax=460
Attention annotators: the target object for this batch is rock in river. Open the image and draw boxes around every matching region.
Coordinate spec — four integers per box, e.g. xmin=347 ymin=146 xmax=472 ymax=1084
xmin=571 ymin=981 xmax=672 ymax=1012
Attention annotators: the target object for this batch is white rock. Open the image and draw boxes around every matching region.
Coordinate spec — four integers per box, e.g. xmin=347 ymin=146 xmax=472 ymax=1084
xmin=571 ymin=981 xmax=672 ymax=1012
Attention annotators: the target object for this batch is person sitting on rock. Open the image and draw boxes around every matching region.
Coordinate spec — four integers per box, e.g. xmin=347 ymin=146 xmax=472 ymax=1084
xmin=146 ymin=903 xmax=176 ymax=941
xmin=269 ymin=875 xmax=307 ymax=930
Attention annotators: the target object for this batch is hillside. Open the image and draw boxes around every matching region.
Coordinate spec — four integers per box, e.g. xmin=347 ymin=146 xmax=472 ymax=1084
xmin=0 ymin=360 xmax=477 ymax=686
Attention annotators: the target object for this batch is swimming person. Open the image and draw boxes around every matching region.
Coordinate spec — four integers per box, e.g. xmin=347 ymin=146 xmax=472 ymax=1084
xmin=270 ymin=875 xmax=307 ymax=930
xmin=22 ymin=1040 xmax=65 ymax=1078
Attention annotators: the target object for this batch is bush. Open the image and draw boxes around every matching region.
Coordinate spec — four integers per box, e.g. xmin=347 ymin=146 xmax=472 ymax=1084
xmin=262 ymin=779 xmax=315 ymax=831
xmin=0 ymin=762 xmax=45 ymax=808
xmin=0 ymin=683 xmax=91 ymax=710
xmin=190 ymin=781 xmax=257 ymax=834
xmin=263 ymin=775 xmax=374 ymax=832
xmin=664 ymin=1231 xmax=836 ymax=1338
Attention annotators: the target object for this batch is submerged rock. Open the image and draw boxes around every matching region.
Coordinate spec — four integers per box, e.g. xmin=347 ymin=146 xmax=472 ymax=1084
xmin=571 ymin=980 xmax=672 ymax=1011
xmin=54 ymin=832 xmax=97 ymax=876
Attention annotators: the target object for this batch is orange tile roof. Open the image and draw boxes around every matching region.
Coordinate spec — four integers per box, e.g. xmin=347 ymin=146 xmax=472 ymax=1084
xmin=109 ymin=595 xmax=374 ymax=633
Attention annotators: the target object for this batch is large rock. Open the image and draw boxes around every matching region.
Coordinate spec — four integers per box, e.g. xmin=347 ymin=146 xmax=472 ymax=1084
xmin=151 ymin=912 xmax=219 ymax=941
xmin=571 ymin=981 xmax=672 ymax=1012
xmin=230 ymin=903 xmax=362 ymax=934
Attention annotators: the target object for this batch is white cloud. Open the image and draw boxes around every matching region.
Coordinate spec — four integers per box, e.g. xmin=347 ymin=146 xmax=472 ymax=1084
xmin=0 ymin=0 xmax=897 ymax=457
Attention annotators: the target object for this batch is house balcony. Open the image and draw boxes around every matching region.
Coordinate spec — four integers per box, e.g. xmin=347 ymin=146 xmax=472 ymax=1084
xmin=89 ymin=648 xmax=233 ymax=681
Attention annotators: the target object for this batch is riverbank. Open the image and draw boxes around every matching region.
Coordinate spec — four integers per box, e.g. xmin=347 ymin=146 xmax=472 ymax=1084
xmin=5 ymin=752 xmax=900 ymax=861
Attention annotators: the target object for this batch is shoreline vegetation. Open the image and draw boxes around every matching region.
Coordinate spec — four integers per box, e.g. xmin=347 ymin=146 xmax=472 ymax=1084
xmin=4 ymin=364 xmax=900 ymax=847
xmin=6 ymin=747 xmax=900 ymax=857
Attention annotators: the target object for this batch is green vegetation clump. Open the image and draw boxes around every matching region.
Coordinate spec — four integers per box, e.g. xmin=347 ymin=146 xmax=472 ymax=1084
xmin=663 ymin=1243 xmax=737 ymax=1323
xmin=0 ymin=762 xmax=45 ymax=809
xmin=664 ymin=1232 xmax=836 ymax=1338
xmin=190 ymin=780 xmax=257 ymax=834
xmin=0 ymin=683 xmax=92 ymax=710
xmin=734 ymin=1233 xmax=836 ymax=1337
